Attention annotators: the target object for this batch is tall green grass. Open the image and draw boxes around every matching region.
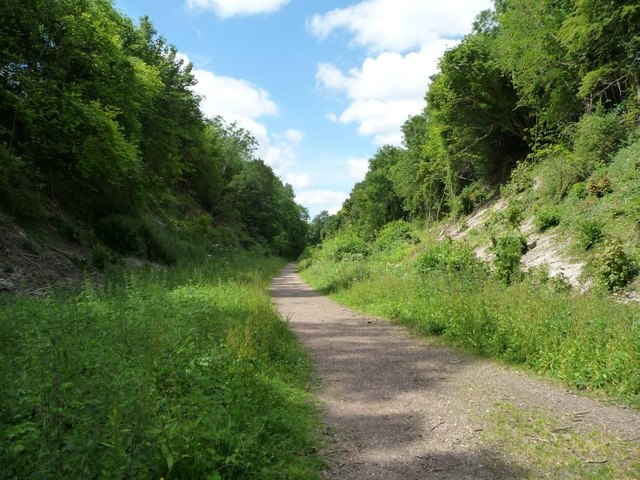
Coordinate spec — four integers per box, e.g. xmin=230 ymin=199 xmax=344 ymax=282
xmin=1 ymin=254 xmax=322 ymax=479
xmin=301 ymin=235 xmax=640 ymax=407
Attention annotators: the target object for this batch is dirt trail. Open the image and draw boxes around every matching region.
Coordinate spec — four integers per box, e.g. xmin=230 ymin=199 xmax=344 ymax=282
xmin=270 ymin=264 xmax=640 ymax=479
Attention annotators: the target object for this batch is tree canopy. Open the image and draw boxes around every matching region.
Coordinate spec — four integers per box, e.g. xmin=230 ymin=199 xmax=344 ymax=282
xmin=0 ymin=0 xmax=308 ymax=258
xmin=321 ymin=0 xmax=639 ymax=237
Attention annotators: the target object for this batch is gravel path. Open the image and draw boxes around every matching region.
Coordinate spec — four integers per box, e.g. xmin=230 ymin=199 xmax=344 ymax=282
xmin=270 ymin=264 xmax=640 ymax=479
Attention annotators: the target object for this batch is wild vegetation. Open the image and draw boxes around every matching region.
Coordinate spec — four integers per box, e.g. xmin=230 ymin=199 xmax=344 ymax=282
xmin=303 ymin=0 xmax=640 ymax=406
xmin=311 ymin=1 xmax=639 ymax=240
xmin=0 ymin=0 xmax=308 ymax=260
xmin=1 ymin=255 xmax=323 ymax=479
xmin=300 ymin=217 xmax=640 ymax=406
xmin=0 ymin=2 xmax=321 ymax=478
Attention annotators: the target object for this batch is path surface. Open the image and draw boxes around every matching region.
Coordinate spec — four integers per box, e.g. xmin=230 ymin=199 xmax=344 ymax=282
xmin=270 ymin=265 xmax=640 ymax=479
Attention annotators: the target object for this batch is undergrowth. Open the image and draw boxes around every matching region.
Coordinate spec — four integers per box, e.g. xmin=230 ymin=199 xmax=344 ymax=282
xmin=300 ymin=229 xmax=640 ymax=407
xmin=0 ymin=254 xmax=322 ymax=479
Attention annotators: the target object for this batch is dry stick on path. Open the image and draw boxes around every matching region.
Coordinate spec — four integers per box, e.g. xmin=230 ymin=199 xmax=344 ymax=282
xmin=270 ymin=264 xmax=640 ymax=480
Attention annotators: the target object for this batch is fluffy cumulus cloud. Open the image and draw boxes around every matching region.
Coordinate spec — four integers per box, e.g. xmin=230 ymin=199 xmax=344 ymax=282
xmin=312 ymin=0 xmax=492 ymax=145
xmin=317 ymin=41 xmax=451 ymax=145
xmin=308 ymin=0 xmax=492 ymax=53
xmin=183 ymin=54 xmax=309 ymax=190
xmin=186 ymin=0 xmax=289 ymax=18
xmin=347 ymin=158 xmax=369 ymax=182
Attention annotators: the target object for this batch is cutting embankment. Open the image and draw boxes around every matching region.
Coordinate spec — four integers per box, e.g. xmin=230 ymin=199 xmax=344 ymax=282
xmin=272 ymin=264 xmax=640 ymax=479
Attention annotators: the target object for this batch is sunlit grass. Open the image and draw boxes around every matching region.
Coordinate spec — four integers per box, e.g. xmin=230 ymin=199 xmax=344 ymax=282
xmin=301 ymin=243 xmax=640 ymax=407
xmin=482 ymin=402 xmax=640 ymax=479
xmin=0 ymin=254 xmax=323 ymax=479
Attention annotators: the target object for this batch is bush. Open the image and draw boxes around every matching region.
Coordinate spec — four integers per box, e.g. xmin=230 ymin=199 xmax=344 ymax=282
xmin=415 ymin=239 xmax=482 ymax=275
xmin=501 ymin=160 xmax=533 ymax=197
xmin=95 ymin=214 xmax=146 ymax=256
xmin=374 ymin=220 xmax=417 ymax=251
xmin=458 ymin=182 xmax=491 ymax=215
xmin=322 ymin=231 xmax=370 ymax=262
xmin=587 ymin=175 xmax=613 ymax=197
xmin=534 ymin=206 xmax=561 ymax=231
xmin=573 ymin=110 xmax=629 ymax=168
xmin=592 ymin=239 xmax=638 ymax=290
xmin=504 ymin=201 xmax=524 ymax=227
xmin=568 ymin=181 xmax=588 ymax=201
xmin=576 ymin=219 xmax=605 ymax=250
xmin=492 ymin=232 xmax=527 ymax=284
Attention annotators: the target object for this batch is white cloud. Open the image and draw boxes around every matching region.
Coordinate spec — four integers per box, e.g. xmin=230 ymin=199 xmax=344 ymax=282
xmin=191 ymin=69 xmax=278 ymax=125
xmin=295 ymin=190 xmax=349 ymax=215
xmin=347 ymin=158 xmax=369 ymax=182
xmin=187 ymin=0 xmax=289 ymax=18
xmin=317 ymin=42 xmax=451 ymax=145
xmin=309 ymin=0 xmax=492 ymax=53
xmin=312 ymin=0 xmax=492 ymax=146
xmin=260 ymin=129 xmax=309 ymax=187
xmin=183 ymin=53 xmax=309 ymax=193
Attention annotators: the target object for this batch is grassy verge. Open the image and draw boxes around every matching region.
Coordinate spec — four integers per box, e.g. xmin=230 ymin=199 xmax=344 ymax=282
xmin=300 ymin=233 xmax=640 ymax=407
xmin=481 ymin=402 xmax=640 ymax=479
xmin=1 ymin=254 xmax=323 ymax=479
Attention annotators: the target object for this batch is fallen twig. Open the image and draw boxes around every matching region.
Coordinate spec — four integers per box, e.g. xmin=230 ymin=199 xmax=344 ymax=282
xmin=429 ymin=421 xmax=445 ymax=432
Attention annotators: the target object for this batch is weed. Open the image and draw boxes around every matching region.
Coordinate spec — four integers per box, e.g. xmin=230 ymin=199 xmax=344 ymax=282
xmin=415 ymin=239 xmax=482 ymax=275
xmin=504 ymin=201 xmax=524 ymax=227
xmin=591 ymin=238 xmax=638 ymax=290
xmin=492 ymin=232 xmax=527 ymax=284
xmin=0 ymin=255 xmax=323 ymax=479
xmin=587 ymin=175 xmax=613 ymax=197
xmin=534 ymin=206 xmax=561 ymax=232
xmin=576 ymin=219 xmax=605 ymax=250
xmin=374 ymin=220 xmax=417 ymax=251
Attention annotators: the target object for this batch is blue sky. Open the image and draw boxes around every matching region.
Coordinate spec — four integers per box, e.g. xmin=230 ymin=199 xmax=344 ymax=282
xmin=114 ymin=0 xmax=492 ymax=217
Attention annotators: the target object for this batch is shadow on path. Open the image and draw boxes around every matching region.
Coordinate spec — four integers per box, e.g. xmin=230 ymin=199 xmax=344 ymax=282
xmin=270 ymin=264 xmax=528 ymax=480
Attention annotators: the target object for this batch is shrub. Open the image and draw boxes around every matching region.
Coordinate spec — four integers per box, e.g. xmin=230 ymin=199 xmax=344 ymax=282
xmin=568 ymin=181 xmax=588 ymax=201
xmin=534 ymin=206 xmax=561 ymax=231
xmin=573 ymin=110 xmax=628 ymax=168
xmin=322 ymin=231 xmax=369 ymax=262
xmin=576 ymin=219 xmax=605 ymax=250
xmin=592 ymin=239 xmax=638 ymax=290
xmin=374 ymin=220 xmax=417 ymax=251
xmin=492 ymin=232 xmax=527 ymax=284
xmin=587 ymin=175 xmax=613 ymax=197
xmin=95 ymin=214 xmax=146 ymax=256
xmin=504 ymin=201 xmax=524 ymax=227
xmin=501 ymin=160 xmax=533 ymax=197
xmin=415 ymin=239 xmax=482 ymax=275
xmin=458 ymin=182 xmax=491 ymax=215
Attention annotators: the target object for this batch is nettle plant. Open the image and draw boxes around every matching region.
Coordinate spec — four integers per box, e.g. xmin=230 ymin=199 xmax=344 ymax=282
xmin=592 ymin=238 xmax=638 ymax=291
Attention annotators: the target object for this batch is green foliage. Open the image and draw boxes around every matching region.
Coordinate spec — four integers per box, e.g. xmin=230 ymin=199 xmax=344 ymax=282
xmin=534 ymin=206 xmax=561 ymax=231
xmin=95 ymin=214 xmax=148 ymax=256
xmin=0 ymin=2 xmax=307 ymax=259
xmin=302 ymin=249 xmax=640 ymax=407
xmin=500 ymin=160 xmax=534 ymax=198
xmin=492 ymin=232 xmax=527 ymax=284
xmin=321 ymin=231 xmax=370 ymax=262
xmin=415 ymin=239 xmax=482 ymax=275
xmin=0 ymin=255 xmax=323 ymax=479
xmin=504 ymin=201 xmax=523 ymax=227
xmin=341 ymin=146 xmax=405 ymax=237
xmin=307 ymin=211 xmax=340 ymax=246
xmin=458 ymin=182 xmax=492 ymax=215
xmin=568 ymin=181 xmax=588 ymax=201
xmin=573 ymin=111 xmax=630 ymax=169
xmin=576 ymin=219 xmax=605 ymax=250
xmin=587 ymin=175 xmax=613 ymax=198
xmin=373 ymin=220 xmax=417 ymax=252
xmin=592 ymin=239 xmax=638 ymax=291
